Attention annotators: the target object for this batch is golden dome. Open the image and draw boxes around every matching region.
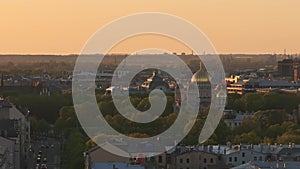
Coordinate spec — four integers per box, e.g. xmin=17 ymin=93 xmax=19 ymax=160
xmin=191 ymin=65 xmax=210 ymax=83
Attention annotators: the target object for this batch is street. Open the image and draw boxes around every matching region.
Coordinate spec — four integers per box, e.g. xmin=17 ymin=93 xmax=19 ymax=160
xmin=27 ymin=138 xmax=61 ymax=169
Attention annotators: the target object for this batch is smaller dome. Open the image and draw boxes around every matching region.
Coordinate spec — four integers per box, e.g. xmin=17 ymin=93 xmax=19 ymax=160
xmin=191 ymin=66 xmax=210 ymax=83
xmin=216 ymin=86 xmax=227 ymax=98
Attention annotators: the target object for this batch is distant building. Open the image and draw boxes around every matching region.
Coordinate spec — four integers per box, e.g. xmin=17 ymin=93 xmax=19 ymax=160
xmin=278 ymin=59 xmax=294 ymax=77
xmin=278 ymin=58 xmax=300 ymax=81
xmin=223 ymin=110 xmax=254 ymax=130
xmin=141 ymin=71 xmax=170 ymax=92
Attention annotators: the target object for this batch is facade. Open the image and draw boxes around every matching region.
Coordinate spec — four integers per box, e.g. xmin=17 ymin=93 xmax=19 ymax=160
xmin=232 ymin=161 xmax=300 ymax=169
xmin=223 ymin=148 xmax=266 ymax=167
xmin=0 ymin=98 xmax=30 ymax=169
xmin=168 ymin=150 xmax=222 ymax=169
xmin=91 ymin=162 xmax=145 ymax=169
xmin=0 ymin=137 xmax=15 ymax=169
xmin=278 ymin=58 xmax=300 ymax=81
xmin=278 ymin=59 xmax=294 ymax=77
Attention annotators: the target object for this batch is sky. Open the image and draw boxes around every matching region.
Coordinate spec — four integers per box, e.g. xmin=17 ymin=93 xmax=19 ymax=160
xmin=0 ymin=0 xmax=299 ymax=55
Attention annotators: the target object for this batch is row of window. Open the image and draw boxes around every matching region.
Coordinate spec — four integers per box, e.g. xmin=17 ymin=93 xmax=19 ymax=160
xmin=179 ymin=157 xmax=214 ymax=164
xmin=228 ymin=156 xmax=263 ymax=162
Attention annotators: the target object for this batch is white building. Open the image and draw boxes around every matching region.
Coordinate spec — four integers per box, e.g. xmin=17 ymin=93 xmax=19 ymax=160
xmin=224 ymin=148 xmax=266 ymax=167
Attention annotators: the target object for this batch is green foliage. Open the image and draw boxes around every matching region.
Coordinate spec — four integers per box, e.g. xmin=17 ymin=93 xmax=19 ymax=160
xmin=227 ymin=92 xmax=300 ymax=112
xmin=54 ymin=106 xmax=78 ymax=135
xmin=30 ymin=117 xmax=51 ymax=134
xmin=241 ymin=93 xmax=264 ymax=112
xmin=233 ymin=131 xmax=261 ymax=144
xmin=7 ymin=93 xmax=72 ymax=123
xmin=64 ymin=129 xmax=86 ymax=169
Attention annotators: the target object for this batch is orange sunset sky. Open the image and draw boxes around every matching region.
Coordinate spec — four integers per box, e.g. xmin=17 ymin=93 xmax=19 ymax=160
xmin=0 ymin=0 xmax=299 ymax=55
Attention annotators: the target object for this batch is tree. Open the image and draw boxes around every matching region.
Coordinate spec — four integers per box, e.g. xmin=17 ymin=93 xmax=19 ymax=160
xmin=233 ymin=131 xmax=261 ymax=144
xmin=65 ymin=129 xmax=86 ymax=169
xmin=241 ymin=93 xmax=264 ymax=112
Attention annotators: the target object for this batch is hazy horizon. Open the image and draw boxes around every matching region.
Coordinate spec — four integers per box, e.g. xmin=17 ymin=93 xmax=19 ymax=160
xmin=1 ymin=0 xmax=300 ymax=55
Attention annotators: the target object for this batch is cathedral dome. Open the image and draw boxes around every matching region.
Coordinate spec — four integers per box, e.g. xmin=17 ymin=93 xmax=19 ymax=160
xmin=191 ymin=65 xmax=210 ymax=83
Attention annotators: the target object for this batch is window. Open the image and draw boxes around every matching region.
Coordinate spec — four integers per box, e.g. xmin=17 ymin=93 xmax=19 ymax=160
xmin=210 ymin=158 xmax=214 ymax=163
xmin=158 ymin=155 xmax=162 ymax=163
xmin=229 ymin=157 xmax=232 ymax=162
xmin=234 ymin=157 xmax=237 ymax=162
xmin=204 ymin=158 xmax=207 ymax=163
xmin=186 ymin=158 xmax=190 ymax=163
xmin=242 ymin=161 xmax=245 ymax=164
xmin=218 ymin=156 xmax=221 ymax=161
xmin=242 ymin=152 xmax=245 ymax=157
xmin=254 ymin=157 xmax=257 ymax=161
xmin=180 ymin=159 xmax=183 ymax=163
xmin=259 ymin=156 xmax=262 ymax=161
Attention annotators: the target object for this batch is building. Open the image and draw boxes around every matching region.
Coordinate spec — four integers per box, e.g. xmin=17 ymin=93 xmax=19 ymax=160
xmin=278 ymin=58 xmax=300 ymax=82
xmin=84 ymin=142 xmax=150 ymax=169
xmin=190 ymin=63 xmax=211 ymax=109
xmin=278 ymin=59 xmax=294 ymax=77
xmin=0 ymin=137 xmax=15 ymax=169
xmin=232 ymin=161 xmax=300 ymax=169
xmin=168 ymin=150 xmax=223 ymax=169
xmin=141 ymin=71 xmax=170 ymax=92
xmin=0 ymin=98 xmax=30 ymax=169
xmin=223 ymin=146 xmax=266 ymax=167
xmin=223 ymin=110 xmax=254 ymax=130
xmin=91 ymin=162 xmax=145 ymax=169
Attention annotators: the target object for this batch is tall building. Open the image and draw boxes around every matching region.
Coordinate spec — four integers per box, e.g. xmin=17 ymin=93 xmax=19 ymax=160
xmin=278 ymin=59 xmax=294 ymax=77
xmin=0 ymin=98 xmax=30 ymax=169
xmin=278 ymin=58 xmax=300 ymax=81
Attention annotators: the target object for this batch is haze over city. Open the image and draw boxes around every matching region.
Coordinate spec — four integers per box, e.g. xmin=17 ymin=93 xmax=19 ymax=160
xmin=1 ymin=0 xmax=300 ymax=55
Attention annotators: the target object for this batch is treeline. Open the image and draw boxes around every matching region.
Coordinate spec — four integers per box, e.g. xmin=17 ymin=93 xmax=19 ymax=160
xmin=227 ymin=92 xmax=300 ymax=112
